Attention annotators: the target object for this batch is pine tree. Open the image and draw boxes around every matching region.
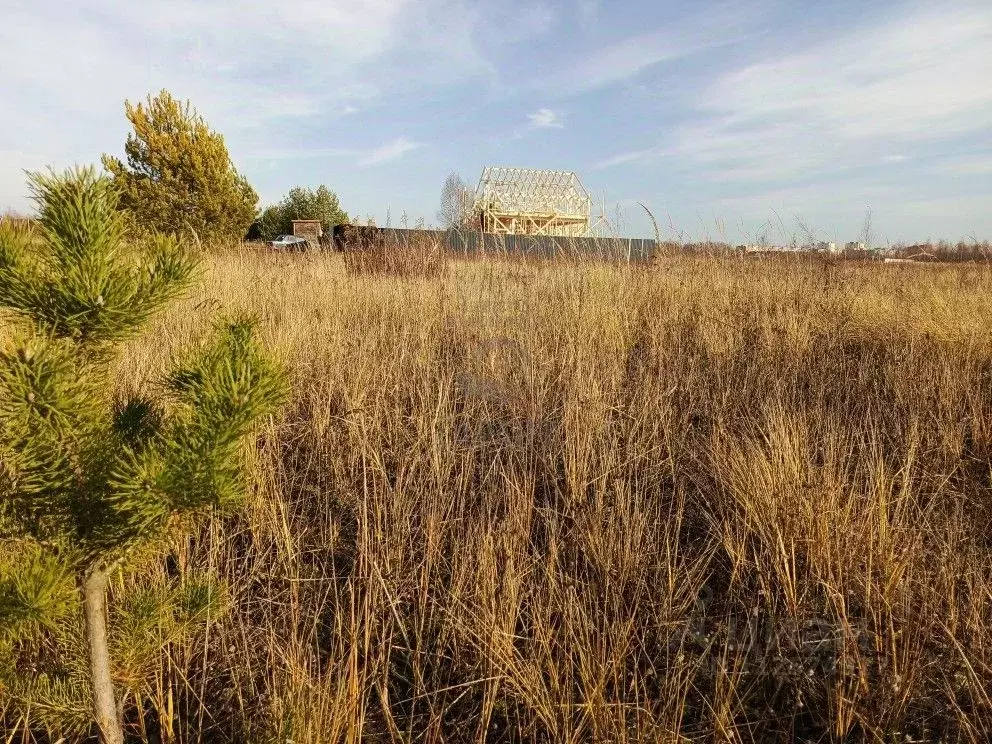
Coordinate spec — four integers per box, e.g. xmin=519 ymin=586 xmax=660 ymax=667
xmin=102 ymin=90 xmax=258 ymax=245
xmin=0 ymin=167 xmax=286 ymax=743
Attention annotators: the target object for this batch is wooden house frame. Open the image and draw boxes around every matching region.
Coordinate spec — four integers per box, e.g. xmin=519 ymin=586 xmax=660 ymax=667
xmin=475 ymin=167 xmax=592 ymax=237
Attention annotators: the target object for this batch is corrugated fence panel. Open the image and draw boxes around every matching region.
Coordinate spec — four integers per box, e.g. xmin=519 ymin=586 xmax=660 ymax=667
xmin=334 ymin=226 xmax=657 ymax=262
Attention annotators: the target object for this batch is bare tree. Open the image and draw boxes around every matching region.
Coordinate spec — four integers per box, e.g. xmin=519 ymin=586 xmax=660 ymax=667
xmin=436 ymin=173 xmax=475 ymax=229
xmin=860 ymin=205 xmax=874 ymax=249
xmin=796 ymin=215 xmax=817 ymax=249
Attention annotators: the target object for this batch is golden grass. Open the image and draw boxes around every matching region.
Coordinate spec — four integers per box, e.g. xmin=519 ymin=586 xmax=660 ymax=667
xmin=341 ymin=233 xmax=447 ymax=278
xmin=64 ymin=250 xmax=992 ymax=740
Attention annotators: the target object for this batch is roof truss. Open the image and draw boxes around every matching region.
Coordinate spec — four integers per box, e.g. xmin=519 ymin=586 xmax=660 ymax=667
xmin=476 ymin=167 xmax=592 ymax=236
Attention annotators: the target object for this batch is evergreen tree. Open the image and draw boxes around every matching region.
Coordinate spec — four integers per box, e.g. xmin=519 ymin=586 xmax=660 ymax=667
xmin=102 ymin=90 xmax=258 ymax=245
xmin=257 ymin=203 xmax=287 ymax=241
xmin=255 ymin=185 xmax=348 ymax=242
xmin=0 ymin=167 xmax=286 ymax=743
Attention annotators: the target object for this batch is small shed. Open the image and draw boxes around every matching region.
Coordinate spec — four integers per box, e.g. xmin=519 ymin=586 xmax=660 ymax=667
xmin=292 ymin=219 xmax=323 ymax=247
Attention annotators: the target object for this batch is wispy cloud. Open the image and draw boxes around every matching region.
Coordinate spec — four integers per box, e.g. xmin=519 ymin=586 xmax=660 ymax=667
xmin=586 ymin=3 xmax=992 ymax=240
xmin=527 ymin=108 xmax=564 ymax=129
xmin=670 ymin=4 xmax=992 ymax=182
xmin=530 ymin=2 xmax=760 ymax=96
xmin=221 ymin=135 xmax=423 ymax=172
xmin=577 ymin=0 xmax=599 ymax=28
xmin=530 ymin=30 xmax=690 ymax=95
xmin=592 ymin=146 xmax=669 ymax=170
xmin=492 ymin=2 xmax=557 ymax=43
xmin=241 ymin=146 xmax=358 ymax=161
xmin=0 ymin=0 xmax=492 ymax=207
xmin=936 ymin=155 xmax=992 ymax=176
xmin=359 ymin=136 xmax=420 ymax=166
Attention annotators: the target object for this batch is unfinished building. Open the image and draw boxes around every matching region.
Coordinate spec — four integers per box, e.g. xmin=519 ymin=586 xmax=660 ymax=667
xmin=475 ymin=167 xmax=592 ymax=237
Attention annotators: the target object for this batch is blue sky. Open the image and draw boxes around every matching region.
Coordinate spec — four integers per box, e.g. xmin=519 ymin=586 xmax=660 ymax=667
xmin=2 ymin=0 xmax=990 ymax=243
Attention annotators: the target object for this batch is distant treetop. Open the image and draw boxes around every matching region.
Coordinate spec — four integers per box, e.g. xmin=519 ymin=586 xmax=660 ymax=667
xmin=255 ymin=185 xmax=349 ymax=242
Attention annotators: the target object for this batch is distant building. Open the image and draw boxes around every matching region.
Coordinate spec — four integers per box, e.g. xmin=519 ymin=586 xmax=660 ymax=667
xmin=846 ymin=241 xmax=867 ymax=251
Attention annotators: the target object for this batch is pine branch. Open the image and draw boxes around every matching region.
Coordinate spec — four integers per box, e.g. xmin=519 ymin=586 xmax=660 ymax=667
xmin=0 ymin=336 xmax=104 ymax=544
xmin=0 ymin=169 xmax=197 ymax=345
xmin=145 ymin=318 xmax=285 ymax=513
xmin=0 ymin=545 xmax=76 ymax=642
xmin=0 ymin=220 xmax=38 ymax=313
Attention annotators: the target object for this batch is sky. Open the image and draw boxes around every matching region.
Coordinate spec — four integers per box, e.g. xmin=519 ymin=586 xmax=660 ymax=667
xmin=1 ymin=0 xmax=990 ymax=244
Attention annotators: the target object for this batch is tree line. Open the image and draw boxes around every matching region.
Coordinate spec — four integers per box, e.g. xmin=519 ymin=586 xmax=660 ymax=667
xmin=56 ymin=88 xmax=470 ymax=247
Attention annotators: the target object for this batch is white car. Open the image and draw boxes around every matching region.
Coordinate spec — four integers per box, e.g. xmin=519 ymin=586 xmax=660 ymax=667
xmin=270 ymin=234 xmax=310 ymax=250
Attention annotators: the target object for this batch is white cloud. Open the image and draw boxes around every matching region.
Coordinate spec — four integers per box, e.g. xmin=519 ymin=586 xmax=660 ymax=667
xmin=359 ymin=137 xmax=420 ymax=166
xmin=592 ymin=146 xmax=669 ymax=170
xmin=670 ymin=3 xmax=992 ymax=182
xmin=531 ymin=2 xmax=760 ymax=95
xmin=531 ymin=30 xmax=693 ymax=95
xmin=0 ymin=0 xmax=491 ymax=209
xmin=0 ymin=0 xmax=413 ymax=122
xmin=245 ymin=136 xmax=422 ymax=167
xmin=527 ymin=108 xmax=564 ymax=129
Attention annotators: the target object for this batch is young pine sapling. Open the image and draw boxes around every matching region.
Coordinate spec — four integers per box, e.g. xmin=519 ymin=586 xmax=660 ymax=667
xmin=0 ymin=167 xmax=286 ymax=744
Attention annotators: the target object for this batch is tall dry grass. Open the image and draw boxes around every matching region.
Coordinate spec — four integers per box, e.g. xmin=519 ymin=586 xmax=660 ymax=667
xmin=341 ymin=231 xmax=447 ymax=278
xmin=9 ymin=248 xmax=992 ymax=742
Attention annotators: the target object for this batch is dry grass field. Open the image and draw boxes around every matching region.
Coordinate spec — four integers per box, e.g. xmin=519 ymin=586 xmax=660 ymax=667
xmin=9 ymin=247 xmax=992 ymax=742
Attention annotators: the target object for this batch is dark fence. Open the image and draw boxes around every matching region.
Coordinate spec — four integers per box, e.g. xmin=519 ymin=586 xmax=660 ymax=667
xmin=332 ymin=225 xmax=657 ymax=262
